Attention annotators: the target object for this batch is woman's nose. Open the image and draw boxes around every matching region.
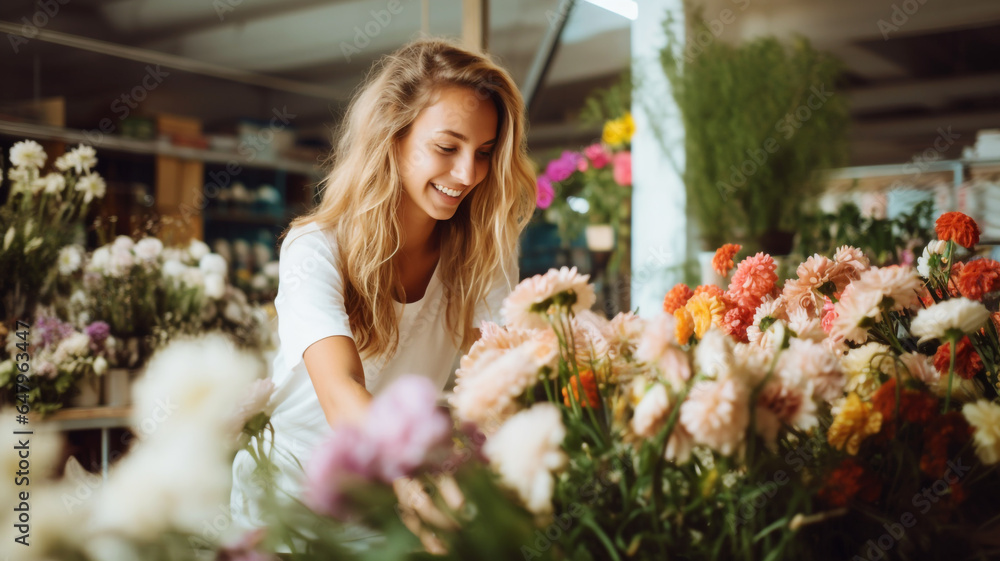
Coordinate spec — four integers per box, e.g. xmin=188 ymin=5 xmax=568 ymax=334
xmin=451 ymin=152 xmax=475 ymax=186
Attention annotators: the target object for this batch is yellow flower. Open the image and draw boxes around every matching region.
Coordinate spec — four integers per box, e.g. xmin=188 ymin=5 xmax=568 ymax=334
xmin=685 ymin=293 xmax=725 ymax=339
xmin=674 ymin=307 xmax=695 ymax=346
xmin=827 ymin=393 xmax=882 ymax=455
xmin=602 ymin=113 xmax=635 ymax=147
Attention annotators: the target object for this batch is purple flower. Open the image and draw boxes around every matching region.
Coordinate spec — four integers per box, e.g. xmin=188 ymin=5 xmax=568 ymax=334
xmin=544 ymin=151 xmax=582 ymax=183
xmin=35 ymin=315 xmax=74 ymax=349
xmin=536 ymin=176 xmax=555 ymax=210
xmin=85 ymin=321 xmax=111 ymax=345
xmin=304 ymin=375 xmax=453 ymax=518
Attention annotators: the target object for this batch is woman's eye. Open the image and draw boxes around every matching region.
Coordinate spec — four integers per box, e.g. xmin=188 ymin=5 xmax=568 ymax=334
xmin=477 ymin=151 xmax=493 ymax=159
xmin=436 ymin=145 xmax=457 ymax=154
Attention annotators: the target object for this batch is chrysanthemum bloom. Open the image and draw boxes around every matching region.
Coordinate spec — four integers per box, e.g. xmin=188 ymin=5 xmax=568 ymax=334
xmin=727 ymin=252 xmax=778 ymax=310
xmin=818 ymin=457 xmax=881 ymax=507
xmin=635 ymin=313 xmax=691 ymax=388
xmin=721 ymin=306 xmax=754 ymax=343
xmin=963 ymin=400 xmax=1000 ymax=465
xmin=562 ymin=369 xmax=601 ymax=408
xmin=502 ymin=266 xmax=595 ymax=330
xmin=685 ymin=293 xmax=726 ymax=339
xmin=935 ymin=211 xmax=981 ymax=249
xmin=779 ymin=338 xmax=845 ymax=403
xmin=787 ymin=308 xmax=826 ymax=342
xmin=870 ymin=378 xmax=938 ymax=440
xmin=712 ymin=244 xmax=742 ymax=277
xmin=693 ymin=283 xmax=727 ymax=302
xmin=920 ymin=412 xmax=972 ymax=478
xmin=933 ymin=336 xmax=985 ymax=380
xmin=783 ymin=255 xmax=836 ymax=316
xmin=827 ymin=393 xmax=882 ymax=455
xmin=603 ymin=310 xmax=644 ymax=359
xmin=829 ymin=245 xmax=871 ymax=292
xmin=662 ymin=283 xmax=694 ymax=314
xmin=483 ymin=403 xmax=568 ymax=515
xmin=673 ymin=307 xmax=695 ymax=346
xmin=842 ymin=343 xmax=893 ymax=399
xmin=856 ymin=265 xmax=925 ymax=312
xmin=956 ymin=258 xmax=1000 ymax=300
xmin=755 ymin=379 xmax=815 ymax=448
xmin=572 ymin=311 xmax=615 ymax=368
xmin=917 ymin=240 xmax=948 ymax=277
xmin=910 ymin=297 xmax=990 ymax=343
xmin=632 ymin=383 xmax=669 ymax=438
xmin=455 ymin=323 xmax=557 ymax=384
xmin=830 ymin=283 xmax=883 ymax=345
xmin=746 ymin=296 xmax=786 ymax=344
xmin=679 ymin=376 xmax=749 ymax=456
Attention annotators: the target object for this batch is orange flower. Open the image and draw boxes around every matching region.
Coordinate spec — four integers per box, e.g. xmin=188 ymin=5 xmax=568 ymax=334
xmin=674 ymin=307 xmax=695 ymax=345
xmin=933 ymin=336 xmax=984 ymax=380
xmin=563 ymin=369 xmax=601 ymax=408
xmin=828 ymin=393 xmax=882 ymax=455
xmin=956 ymin=258 xmax=1000 ymax=300
xmin=662 ymin=283 xmax=694 ymax=314
xmin=722 ymin=306 xmax=753 ymax=343
xmin=818 ymin=457 xmax=881 ymax=508
xmin=871 ymin=378 xmax=938 ymax=440
xmin=693 ymin=284 xmax=727 ymax=303
xmin=712 ymin=244 xmax=742 ymax=277
xmin=935 ymin=211 xmax=980 ymax=249
xmin=685 ymin=293 xmax=725 ymax=338
xmin=920 ymin=412 xmax=972 ymax=479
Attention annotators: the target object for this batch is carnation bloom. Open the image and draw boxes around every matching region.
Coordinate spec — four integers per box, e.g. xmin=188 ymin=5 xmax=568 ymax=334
xmin=933 ymin=336 xmax=985 ymax=380
xmin=910 ymin=297 xmax=990 ymax=343
xmin=685 ymin=293 xmax=725 ymax=339
xmin=870 ymin=378 xmax=938 ymax=440
xmin=920 ymin=412 xmax=972 ymax=478
xmin=899 ymin=351 xmax=940 ymax=387
xmin=631 ymin=383 xmax=669 ymax=438
xmin=10 ymin=140 xmax=46 ymax=168
xmin=536 ymin=175 xmax=554 ymax=209
xmin=821 ymin=297 xmax=837 ymax=333
xmin=483 ymin=403 xmax=568 ymax=515
xmin=612 ymin=151 xmax=632 ymax=186
xmin=827 ymin=393 xmax=882 ymax=455
xmin=679 ymin=377 xmax=749 ymax=456
xmin=956 ymin=258 xmax=1000 ymax=300
xmin=963 ymin=400 xmax=1000 ymax=465
xmin=829 ymin=283 xmax=883 ymax=345
xmin=544 ymin=151 xmax=582 ymax=183
xmin=842 ymin=343 xmax=893 ymax=398
xmin=935 ymin=211 xmax=981 ymax=249
xmin=712 ymin=244 xmax=742 ymax=277
xmin=75 ymin=174 xmax=107 ymax=203
xmin=584 ymin=143 xmax=610 ymax=168
xmin=502 ymin=266 xmax=595 ymax=330
xmin=856 ymin=265 xmax=925 ymax=312
xmin=784 ymin=255 xmax=836 ymax=315
xmin=779 ymin=338 xmax=845 ymax=403
xmin=635 ymin=313 xmax=691 ymax=388
xmin=562 ymin=370 xmax=601 ymax=408
xmin=662 ymin=283 xmax=694 ymax=314
xmin=721 ymin=306 xmax=754 ymax=343
xmin=726 ymin=252 xmax=777 ymax=310
xmin=818 ymin=457 xmax=881 ymax=508
xmin=57 ymin=245 xmax=84 ymax=275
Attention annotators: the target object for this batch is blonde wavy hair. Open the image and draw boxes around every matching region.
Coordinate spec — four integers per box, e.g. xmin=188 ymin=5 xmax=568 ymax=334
xmin=288 ymin=38 xmax=536 ymax=360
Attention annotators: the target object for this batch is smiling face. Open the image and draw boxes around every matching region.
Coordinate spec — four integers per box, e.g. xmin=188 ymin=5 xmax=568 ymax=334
xmin=397 ymin=85 xmax=499 ymax=224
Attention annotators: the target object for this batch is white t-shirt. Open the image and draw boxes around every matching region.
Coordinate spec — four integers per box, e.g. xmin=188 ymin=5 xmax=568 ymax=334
xmin=230 ymin=221 xmax=515 ymax=538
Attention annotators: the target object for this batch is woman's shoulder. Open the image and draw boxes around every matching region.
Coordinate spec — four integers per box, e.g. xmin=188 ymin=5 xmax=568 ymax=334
xmin=282 ymin=220 xmax=340 ymax=255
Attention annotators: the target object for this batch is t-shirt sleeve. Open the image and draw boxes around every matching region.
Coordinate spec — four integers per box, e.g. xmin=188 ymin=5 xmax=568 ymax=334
xmin=473 ymin=250 xmax=519 ymax=327
xmin=274 ymin=227 xmax=354 ymax=371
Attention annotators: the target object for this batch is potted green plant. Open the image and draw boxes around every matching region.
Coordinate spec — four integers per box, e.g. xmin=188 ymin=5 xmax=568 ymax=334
xmin=659 ymin=13 xmax=849 ymax=254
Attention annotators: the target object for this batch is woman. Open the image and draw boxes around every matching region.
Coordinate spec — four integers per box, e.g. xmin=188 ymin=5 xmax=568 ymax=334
xmin=229 ymin=38 xmax=536 ymax=546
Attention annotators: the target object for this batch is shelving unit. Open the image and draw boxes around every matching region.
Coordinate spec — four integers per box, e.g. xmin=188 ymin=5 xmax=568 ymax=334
xmin=30 ymin=406 xmax=132 ymax=481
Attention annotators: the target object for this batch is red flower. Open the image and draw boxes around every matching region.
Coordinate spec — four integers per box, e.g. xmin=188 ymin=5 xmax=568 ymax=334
xmin=956 ymin=258 xmax=1000 ymax=300
xmin=933 ymin=336 xmax=985 ymax=380
xmin=721 ymin=306 xmax=753 ymax=343
xmin=726 ymin=252 xmax=778 ymax=310
xmin=663 ymin=283 xmax=694 ymax=314
xmin=712 ymin=244 xmax=742 ymax=277
xmin=935 ymin=211 xmax=980 ymax=249
xmin=920 ymin=412 xmax=972 ymax=479
xmin=694 ymin=283 xmax=727 ymax=303
xmin=871 ymin=378 xmax=939 ymax=440
xmin=563 ymin=370 xmax=601 ymax=409
xmin=819 ymin=457 xmax=881 ymax=508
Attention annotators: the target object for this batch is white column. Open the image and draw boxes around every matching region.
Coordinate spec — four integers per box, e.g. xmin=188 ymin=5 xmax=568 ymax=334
xmin=630 ymin=0 xmax=688 ymax=317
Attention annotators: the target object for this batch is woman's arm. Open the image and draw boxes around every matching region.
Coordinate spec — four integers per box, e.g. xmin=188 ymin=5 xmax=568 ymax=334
xmin=303 ymin=335 xmax=372 ymax=427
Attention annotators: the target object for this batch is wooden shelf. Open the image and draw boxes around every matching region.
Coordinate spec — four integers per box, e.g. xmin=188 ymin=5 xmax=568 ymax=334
xmin=0 ymin=119 xmax=323 ymax=176
xmin=31 ymin=406 xmax=132 ymax=431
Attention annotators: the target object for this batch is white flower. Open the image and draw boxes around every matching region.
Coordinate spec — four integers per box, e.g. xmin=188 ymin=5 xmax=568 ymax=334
xmin=38 ymin=172 xmax=66 ymax=195
xmin=263 ymin=261 xmax=280 ymax=278
xmin=899 ymin=351 xmax=939 ymax=387
xmin=679 ymin=376 xmax=750 ymax=456
xmin=635 ymin=313 xmax=692 ymax=388
xmin=204 ymin=273 xmax=226 ymax=299
xmin=3 ymin=227 xmax=14 ymax=251
xmin=963 ymin=400 xmax=1000 ymax=465
xmin=199 ymin=253 xmax=228 ymax=276
xmin=483 ymin=403 xmax=567 ymax=515
xmin=910 ymin=297 xmax=990 ymax=343
xmin=501 ymin=266 xmax=595 ymax=330
xmin=75 ymin=174 xmax=107 ymax=203
xmin=632 ymin=383 xmax=669 ymax=438
xmin=162 ymin=259 xmax=185 ymax=278
xmin=112 ymin=235 xmax=135 ymax=251
xmin=93 ymin=356 xmax=108 ymax=376
xmin=57 ymin=245 xmax=84 ymax=275
xmin=57 ymin=332 xmax=91 ymax=358
xmin=69 ymin=144 xmax=97 ymax=172
xmin=108 ymin=246 xmax=135 ymax=277
xmin=134 ymin=237 xmax=163 ymax=262
xmin=251 ymin=273 xmax=269 ymax=290
xmin=188 ymin=239 xmax=210 ymax=261
xmin=10 ymin=140 xmax=46 ymax=169
xmin=181 ymin=267 xmax=205 ymax=288
xmin=87 ymin=246 xmax=111 ymax=273
xmin=7 ymin=166 xmax=31 ymax=190
xmin=228 ymin=378 xmax=275 ymax=436
xmin=694 ymin=328 xmax=735 ymax=380
xmin=917 ymin=240 xmax=948 ymax=278
xmin=842 ymin=343 xmax=893 ymax=398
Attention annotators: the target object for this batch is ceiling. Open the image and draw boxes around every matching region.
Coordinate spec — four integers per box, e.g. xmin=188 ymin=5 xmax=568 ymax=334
xmin=1 ymin=0 xmax=999 ymax=166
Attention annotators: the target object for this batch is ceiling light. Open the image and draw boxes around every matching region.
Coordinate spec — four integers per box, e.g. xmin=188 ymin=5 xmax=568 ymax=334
xmin=582 ymin=0 xmax=638 ymax=20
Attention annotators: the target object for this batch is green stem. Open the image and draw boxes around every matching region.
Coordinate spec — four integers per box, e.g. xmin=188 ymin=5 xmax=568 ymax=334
xmin=944 ymin=335 xmax=957 ymax=413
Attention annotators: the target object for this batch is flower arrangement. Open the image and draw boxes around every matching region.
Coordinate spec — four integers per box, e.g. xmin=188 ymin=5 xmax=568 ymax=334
xmin=536 ymin=113 xmax=634 ymax=246
xmin=1 ymin=141 xmax=107 ymax=324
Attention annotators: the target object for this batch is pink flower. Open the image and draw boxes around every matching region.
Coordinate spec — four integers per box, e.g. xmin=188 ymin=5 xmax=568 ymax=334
xmin=584 ymin=143 xmax=610 ymax=169
xmin=502 ymin=266 xmax=595 ymax=330
xmin=612 ymin=151 xmax=631 ymax=186
xmin=829 ymin=245 xmax=870 ymax=292
xmin=726 ymin=252 xmax=778 ymax=310
xmin=536 ymin=175 xmax=554 ymax=209
xmin=304 ymin=427 xmax=380 ymax=518
xmin=830 ymin=282 xmax=882 ymax=344
xmin=821 ymin=297 xmax=837 ymax=333
xmin=853 ymin=265 xmax=924 ymax=312
xmin=577 ymin=157 xmax=589 ymax=172
xmin=680 ymin=377 xmax=750 ymax=456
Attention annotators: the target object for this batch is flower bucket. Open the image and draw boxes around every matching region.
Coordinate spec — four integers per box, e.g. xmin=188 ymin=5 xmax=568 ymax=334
xmin=103 ymin=368 xmax=133 ymax=407
xmin=71 ymin=375 xmax=101 ymax=408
